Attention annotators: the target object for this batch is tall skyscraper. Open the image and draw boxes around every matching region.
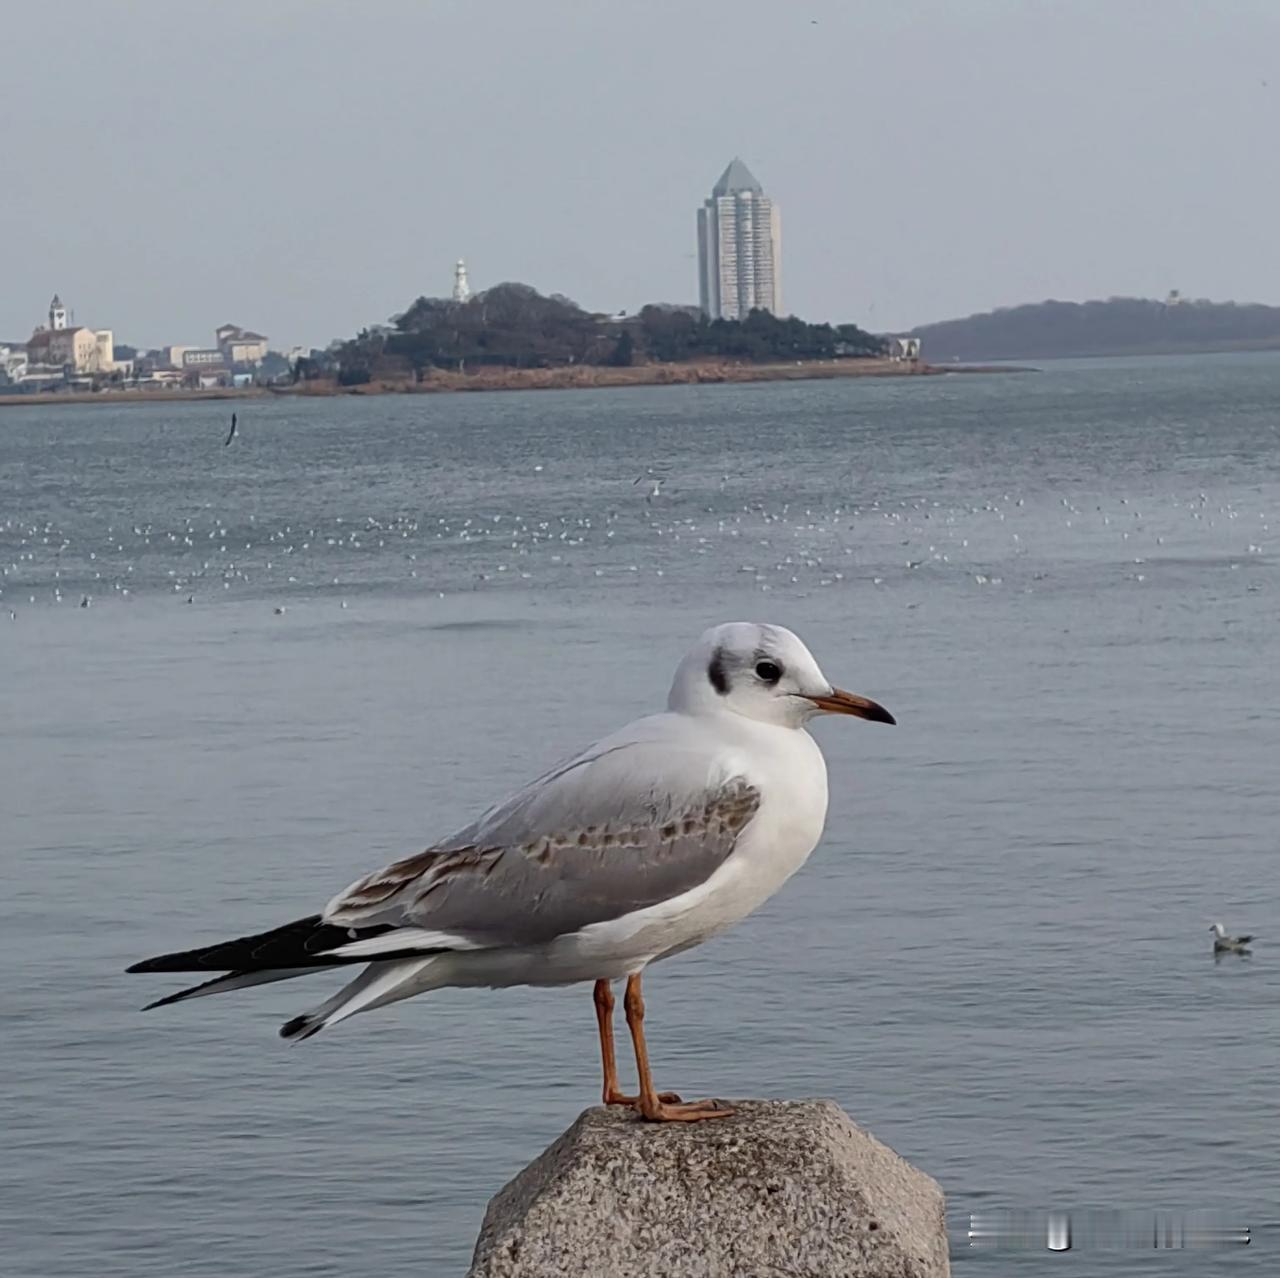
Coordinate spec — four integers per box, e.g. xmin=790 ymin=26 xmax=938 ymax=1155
xmin=697 ymin=158 xmax=782 ymax=320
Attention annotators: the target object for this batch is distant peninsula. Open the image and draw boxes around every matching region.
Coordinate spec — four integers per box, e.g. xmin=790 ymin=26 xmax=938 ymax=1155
xmin=307 ymin=283 xmax=892 ymax=387
xmin=0 ymin=283 xmax=1032 ymax=409
xmin=910 ymin=295 xmax=1280 ymax=361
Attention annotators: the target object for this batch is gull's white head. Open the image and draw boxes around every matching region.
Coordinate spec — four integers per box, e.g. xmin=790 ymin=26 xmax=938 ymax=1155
xmin=667 ymin=621 xmax=895 ymax=730
xmin=1210 ymin=922 xmax=1226 ymax=937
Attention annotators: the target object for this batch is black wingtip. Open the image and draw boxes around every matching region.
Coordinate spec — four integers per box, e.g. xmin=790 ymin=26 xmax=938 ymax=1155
xmin=127 ymin=954 xmax=186 ymax=974
xmin=138 ymin=969 xmax=248 ymax=1010
xmin=124 ymin=915 xmax=329 ymax=976
xmin=279 ymin=1014 xmax=319 ymax=1041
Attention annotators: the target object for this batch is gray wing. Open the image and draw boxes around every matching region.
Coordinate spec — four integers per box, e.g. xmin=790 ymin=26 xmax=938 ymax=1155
xmin=323 ymin=735 xmax=760 ymax=949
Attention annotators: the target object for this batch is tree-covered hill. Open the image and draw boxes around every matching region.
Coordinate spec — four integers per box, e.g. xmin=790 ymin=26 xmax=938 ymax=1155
xmin=321 ymin=284 xmax=885 ymax=383
xmin=910 ymin=296 xmax=1280 ymax=361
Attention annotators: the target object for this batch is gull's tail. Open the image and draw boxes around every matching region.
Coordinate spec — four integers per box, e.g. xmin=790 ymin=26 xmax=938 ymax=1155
xmin=127 ymin=914 xmax=446 ymax=1014
xmin=279 ymin=956 xmax=444 ymax=1041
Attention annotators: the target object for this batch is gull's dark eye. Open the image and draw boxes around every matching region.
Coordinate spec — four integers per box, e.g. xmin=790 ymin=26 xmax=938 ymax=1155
xmin=755 ymin=660 xmax=783 ymax=685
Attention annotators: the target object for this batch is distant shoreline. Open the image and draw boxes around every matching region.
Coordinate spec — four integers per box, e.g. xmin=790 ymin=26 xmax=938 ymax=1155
xmin=0 ymin=357 xmax=1032 ymax=408
xmin=910 ymin=294 xmax=1280 ymax=364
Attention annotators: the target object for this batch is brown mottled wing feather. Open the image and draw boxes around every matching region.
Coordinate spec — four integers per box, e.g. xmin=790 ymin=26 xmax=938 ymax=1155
xmin=325 ymin=777 xmax=761 ymax=947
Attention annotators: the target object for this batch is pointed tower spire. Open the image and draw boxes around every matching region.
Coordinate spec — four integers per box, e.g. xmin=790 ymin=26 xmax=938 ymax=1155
xmin=712 ymin=158 xmax=763 ymax=196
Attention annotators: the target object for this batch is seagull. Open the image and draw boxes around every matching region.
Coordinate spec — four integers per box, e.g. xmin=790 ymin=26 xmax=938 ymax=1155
xmin=634 ymin=472 xmax=666 ymax=501
xmin=224 ymin=412 xmax=238 ymax=447
xmin=1210 ymin=922 xmax=1253 ymax=954
xmin=127 ymin=622 xmax=894 ymax=1122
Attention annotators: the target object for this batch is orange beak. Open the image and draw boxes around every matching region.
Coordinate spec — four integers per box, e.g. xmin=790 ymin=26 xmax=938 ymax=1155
xmin=804 ymin=688 xmax=896 ymax=725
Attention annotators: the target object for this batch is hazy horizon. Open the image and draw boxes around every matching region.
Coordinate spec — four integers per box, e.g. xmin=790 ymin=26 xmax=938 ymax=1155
xmin=3 ymin=0 xmax=1278 ymax=350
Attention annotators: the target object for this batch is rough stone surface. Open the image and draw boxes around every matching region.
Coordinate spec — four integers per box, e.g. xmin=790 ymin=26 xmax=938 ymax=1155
xmin=467 ymin=1099 xmax=949 ymax=1278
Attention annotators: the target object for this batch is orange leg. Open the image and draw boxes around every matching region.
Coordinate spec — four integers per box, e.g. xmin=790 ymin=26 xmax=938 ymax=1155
xmin=622 ymin=972 xmax=733 ymax=1122
xmin=594 ymin=979 xmax=680 ymax=1106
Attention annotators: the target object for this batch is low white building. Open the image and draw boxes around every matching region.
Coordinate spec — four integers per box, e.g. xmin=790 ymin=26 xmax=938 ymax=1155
xmin=182 ymin=348 xmax=225 ymax=368
xmin=0 ymin=344 xmax=28 ymax=384
xmin=885 ymin=336 xmax=922 ymax=361
xmin=16 ymin=363 xmax=67 ymax=389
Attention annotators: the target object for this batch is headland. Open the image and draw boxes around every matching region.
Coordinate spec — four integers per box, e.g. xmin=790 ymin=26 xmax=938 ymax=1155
xmin=0 ymin=356 xmax=1029 ymax=408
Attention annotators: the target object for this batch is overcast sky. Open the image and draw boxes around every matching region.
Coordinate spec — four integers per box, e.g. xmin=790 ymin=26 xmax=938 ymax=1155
xmin=3 ymin=0 xmax=1277 ymax=349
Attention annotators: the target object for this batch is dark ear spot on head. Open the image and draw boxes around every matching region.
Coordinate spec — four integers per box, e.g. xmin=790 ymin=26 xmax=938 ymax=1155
xmin=707 ymin=647 xmax=729 ymax=695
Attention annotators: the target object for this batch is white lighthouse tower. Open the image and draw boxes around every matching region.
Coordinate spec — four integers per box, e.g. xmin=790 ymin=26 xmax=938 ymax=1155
xmin=452 ymin=259 xmax=471 ymax=303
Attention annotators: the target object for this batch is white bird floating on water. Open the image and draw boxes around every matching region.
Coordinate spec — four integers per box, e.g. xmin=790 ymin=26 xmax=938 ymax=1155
xmin=128 ymin=622 xmax=894 ymax=1122
xmin=1210 ymin=922 xmax=1253 ymax=954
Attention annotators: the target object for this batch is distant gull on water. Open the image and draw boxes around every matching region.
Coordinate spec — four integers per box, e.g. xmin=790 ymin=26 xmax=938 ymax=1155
xmin=634 ymin=465 xmax=671 ymax=502
xmin=1210 ymin=922 xmax=1253 ymax=954
xmin=127 ymin=622 xmax=895 ymax=1122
